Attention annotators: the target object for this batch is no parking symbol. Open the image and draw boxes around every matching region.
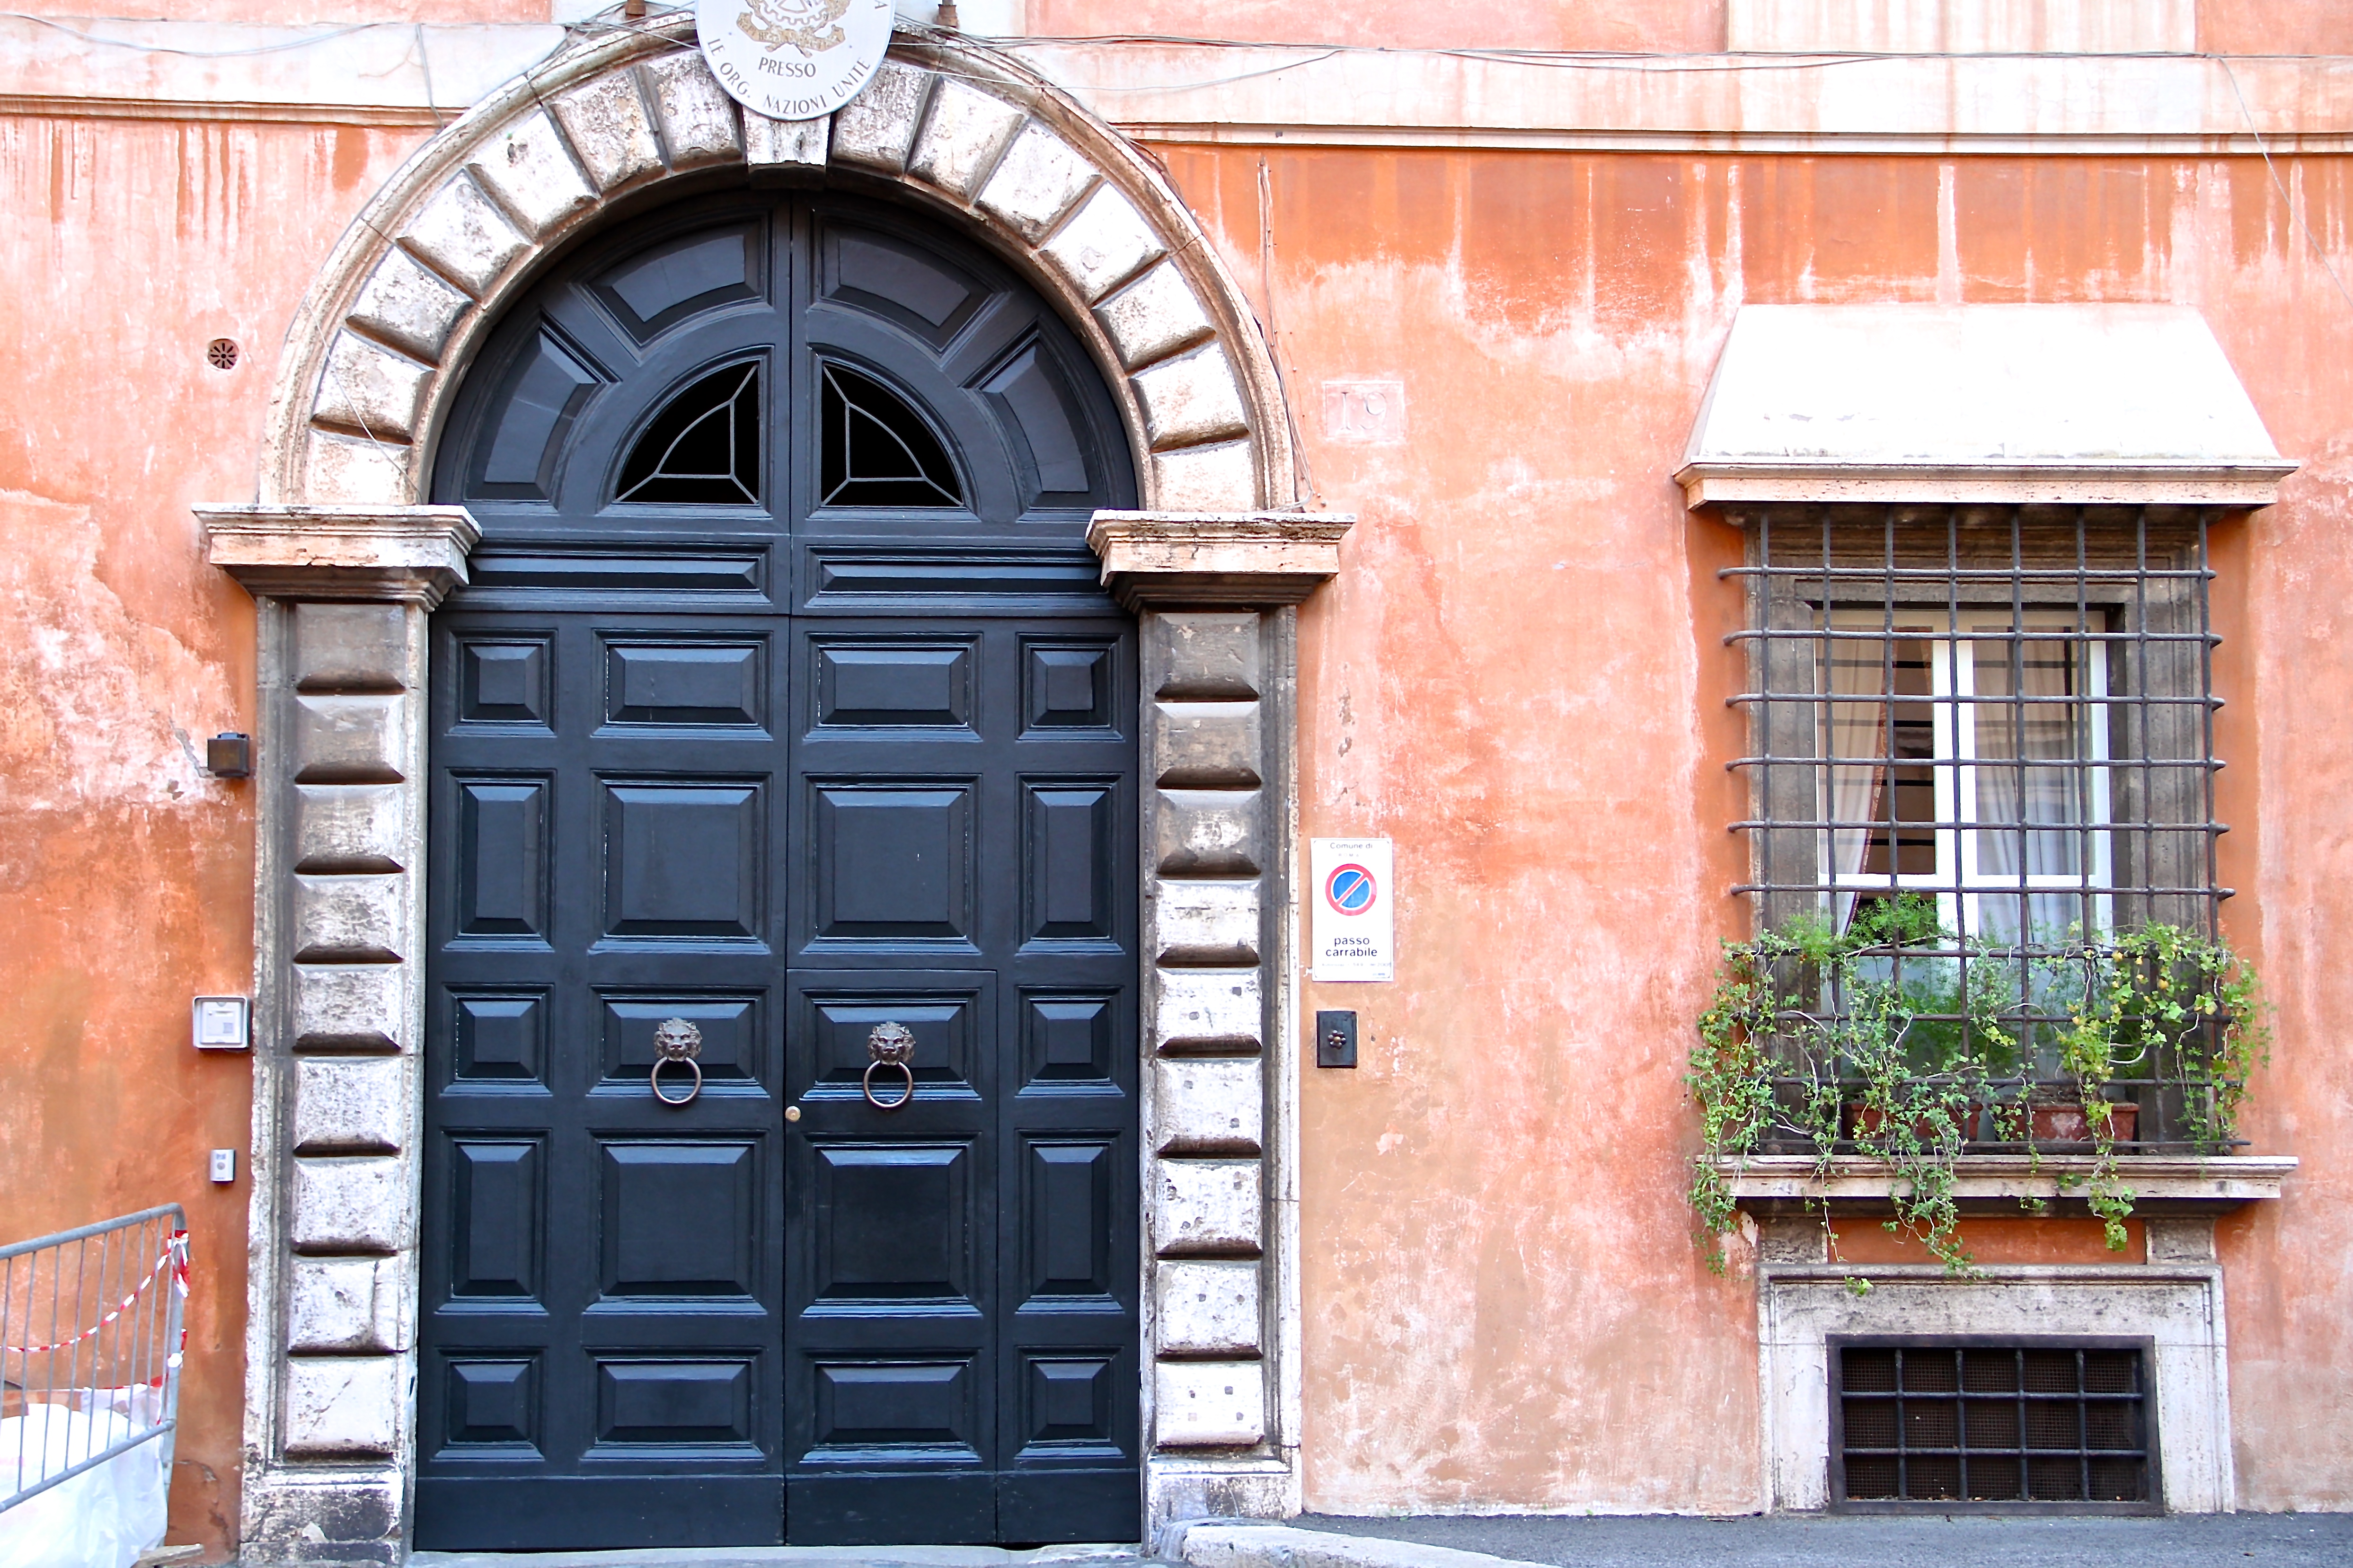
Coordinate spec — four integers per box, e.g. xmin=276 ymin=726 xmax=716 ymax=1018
xmin=1311 ymin=838 xmax=1394 ymax=982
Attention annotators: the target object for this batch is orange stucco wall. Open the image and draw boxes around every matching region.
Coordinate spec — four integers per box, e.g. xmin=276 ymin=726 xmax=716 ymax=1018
xmin=3 ymin=9 xmax=2352 ymax=1559
xmin=1147 ymin=143 xmax=2353 ymax=1512
xmin=0 ymin=113 xmax=433 ymax=1558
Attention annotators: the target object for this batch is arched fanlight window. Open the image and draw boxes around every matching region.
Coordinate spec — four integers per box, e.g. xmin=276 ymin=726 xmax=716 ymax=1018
xmin=820 ymin=362 xmax=964 ymax=507
xmin=615 ymin=360 xmax=761 ymax=504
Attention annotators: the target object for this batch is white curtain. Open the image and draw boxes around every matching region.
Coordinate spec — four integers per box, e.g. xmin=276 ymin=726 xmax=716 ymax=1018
xmin=1823 ymin=633 xmax=1889 ymax=931
xmin=1973 ymin=638 xmax=2082 ymax=942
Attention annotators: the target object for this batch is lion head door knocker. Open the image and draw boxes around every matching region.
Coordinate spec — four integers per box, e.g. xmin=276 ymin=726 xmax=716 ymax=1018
xmin=862 ymin=1021 xmax=916 ymax=1112
xmin=650 ymin=1018 xmax=704 ymax=1107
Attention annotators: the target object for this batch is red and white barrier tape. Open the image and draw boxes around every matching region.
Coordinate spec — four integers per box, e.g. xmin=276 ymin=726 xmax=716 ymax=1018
xmin=0 ymin=1230 xmax=189 ymax=1364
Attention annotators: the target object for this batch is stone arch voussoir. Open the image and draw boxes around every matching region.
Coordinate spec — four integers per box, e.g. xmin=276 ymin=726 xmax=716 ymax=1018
xmin=262 ymin=15 xmax=1295 ymax=517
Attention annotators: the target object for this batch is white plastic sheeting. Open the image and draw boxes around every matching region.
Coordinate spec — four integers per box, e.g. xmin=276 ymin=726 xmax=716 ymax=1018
xmin=0 ymin=1403 xmax=169 ymax=1568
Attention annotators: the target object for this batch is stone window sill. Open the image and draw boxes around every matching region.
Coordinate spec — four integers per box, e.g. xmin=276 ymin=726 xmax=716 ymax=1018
xmin=1716 ymin=1153 xmax=2297 ymax=1215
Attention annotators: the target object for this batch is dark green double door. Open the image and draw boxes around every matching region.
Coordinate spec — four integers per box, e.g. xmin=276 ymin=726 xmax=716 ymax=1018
xmin=414 ymin=190 xmax=1141 ymax=1550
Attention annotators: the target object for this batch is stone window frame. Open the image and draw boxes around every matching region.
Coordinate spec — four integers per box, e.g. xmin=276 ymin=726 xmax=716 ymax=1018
xmin=199 ymin=21 xmax=1347 ymax=1562
xmin=1756 ymin=1217 xmax=2236 ymax=1513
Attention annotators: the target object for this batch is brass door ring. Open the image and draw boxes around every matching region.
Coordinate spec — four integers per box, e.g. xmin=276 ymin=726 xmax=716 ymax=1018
xmin=863 ymin=1020 xmax=916 ymax=1112
xmin=861 ymin=1057 xmax=914 ymax=1111
xmin=651 ymin=1018 xmax=704 ymax=1107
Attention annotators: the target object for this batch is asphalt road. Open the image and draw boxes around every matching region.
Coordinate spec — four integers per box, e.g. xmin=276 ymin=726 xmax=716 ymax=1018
xmin=1293 ymin=1511 xmax=2353 ymax=1568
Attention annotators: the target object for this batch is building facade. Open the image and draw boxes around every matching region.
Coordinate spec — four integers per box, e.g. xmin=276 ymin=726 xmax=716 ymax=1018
xmin=1 ymin=2 xmax=2349 ymax=1561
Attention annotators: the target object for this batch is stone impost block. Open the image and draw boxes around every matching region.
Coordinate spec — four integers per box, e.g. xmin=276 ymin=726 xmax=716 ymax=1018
xmin=282 ymin=1355 xmax=401 ymax=1457
xmin=287 ymin=1256 xmax=407 ymax=1353
xmin=1156 ymin=969 xmax=1262 ymax=1052
xmin=974 ymin=122 xmax=1096 ymax=243
xmin=1154 ymin=1360 xmax=1266 ymax=1447
xmin=302 ymin=432 xmax=409 ymax=508
xmin=1097 ymin=260 xmax=1216 ymax=371
xmin=1152 ymin=878 xmax=1261 ymax=967
xmin=550 ymin=69 xmax=663 ymax=191
xmin=290 ymin=1156 xmax=413 ymax=1254
xmin=642 ymin=51 xmax=742 ymax=168
xmin=1146 ymin=611 xmax=1264 ymax=700
xmin=292 ymin=873 xmax=410 ymax=965
xmin=1154 ymin=788 xmax=1262 ymax=878
xmin=313 ymin=332 xmax=429 ymax=443
xmin=1155 ymin=701 xmax=1263 ymax=789
xmin=908 ymin=78 xmax=1025 ymax=200
xmin=347 ymin=246 xmax=471 ymax=363
xmin=466 ymin=108 xmax=597 ymax=239
xmin=1153 ymin=1056 xmax=1263 ymax=1155
xmin=1153 ymin=440 xmax=1260 ymax=512
xmin=293 ymin=602 xmax=410 ymax=691
xmin=401 ymin=173 xmax=530 ymax=297
xmin=293 ymin=1056 xmax=408 ymax=1155
xmin=1133 ymin=346 xmax=1250 ymax=451
xmin=292 ymin=783 xmax=407 ymax=875
xmin=291 ymin=695 xmax=407 ymax=784
xmin=1092 ymin=514 xmax=1354 ymax=610
xmin=1041 ymin=183 xmax=1166 ymax=304
xmin=745 ymin=110 xmax=829 ymax=170
xmin=292 ymin=964 xmax=407 ymax=1054
xmin=830 ymin=59 xmax=932 ymax=171
xmin=1154 ymin=1158 xmax=1263 ymax=1257
xmin=1156 ymin=1259 xmax=1263 ymax=1357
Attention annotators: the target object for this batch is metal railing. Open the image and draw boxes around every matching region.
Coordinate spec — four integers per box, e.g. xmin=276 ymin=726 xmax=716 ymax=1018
xmin=0 ymin=1205 xmax=188 ymax=1517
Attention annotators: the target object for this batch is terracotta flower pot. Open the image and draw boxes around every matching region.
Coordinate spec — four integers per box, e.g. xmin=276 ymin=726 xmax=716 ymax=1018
xmin=1844 ymin=1101 xmax=1981 ymax=1143
xmin=2030 ymin=1100 xmax=2140 ymax=1147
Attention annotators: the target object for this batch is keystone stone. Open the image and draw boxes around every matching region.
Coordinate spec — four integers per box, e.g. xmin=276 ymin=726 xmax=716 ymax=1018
xmin=831 ymin=60 xmax=933 ymax=172
xmin=400 ymin=173 xmax=530 ymax=296
xmin=1097 ymin=260 xmax=1217 ymax=370
xmin=976 ymin=122 xmax=1097 ymax=242
xmin=1133 ymin=345 xmax=1251 ymax=449
xmin=1040 ymin=183 xmax=1167 ymax=303
xmin=549 ymin=70 xmax=663 ymax=191
xmin=346 ymin=246 xmax=471 ymax=362
xmin=642 ymin=51 xmax=742 ymax=168
xmin=313 ymin=332 xmax=429 ymax=443
xmin=465 ymin=108 xmax=597 ymax=239
xmin=908 ymin=78 xmax=1025 ymax=200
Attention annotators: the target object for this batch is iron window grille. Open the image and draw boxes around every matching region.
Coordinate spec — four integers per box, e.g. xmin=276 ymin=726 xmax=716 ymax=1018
xmin=1830 ymin=1337 xmax=2159 ymax=1513
xmin=1725 ymin=505 xmax=2238 ymax=1153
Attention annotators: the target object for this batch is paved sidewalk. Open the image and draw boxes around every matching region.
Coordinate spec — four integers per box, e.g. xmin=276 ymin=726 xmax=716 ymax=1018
xmin=405 ymin=1513 xmax=2353 ymax=1568
xmin=409 ymin=1547 xmax=1147 ymax=1568
xmin=1287 ymin=1510 xmax=2353 ymax=1568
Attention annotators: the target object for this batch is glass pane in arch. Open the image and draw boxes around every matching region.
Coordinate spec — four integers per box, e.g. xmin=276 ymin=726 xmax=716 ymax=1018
xmin=615 ymin=360 xmax=761 ymax=505
xmin=819 ymin=361 xmax=964 ymax=508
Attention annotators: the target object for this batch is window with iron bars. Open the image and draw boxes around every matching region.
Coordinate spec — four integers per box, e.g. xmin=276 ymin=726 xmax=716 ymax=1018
xmin=1726 ymin=505 xmax=2235 ymax=1153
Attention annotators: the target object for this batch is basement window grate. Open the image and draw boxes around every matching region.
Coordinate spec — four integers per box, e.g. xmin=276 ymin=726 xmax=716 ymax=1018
xmin=1831 ymin=1338 xmax=2159 ymax=1512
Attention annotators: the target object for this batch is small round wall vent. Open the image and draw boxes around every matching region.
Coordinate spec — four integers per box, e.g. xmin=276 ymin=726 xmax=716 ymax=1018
xmin=206 ymin=338 xmax=239 ymax=371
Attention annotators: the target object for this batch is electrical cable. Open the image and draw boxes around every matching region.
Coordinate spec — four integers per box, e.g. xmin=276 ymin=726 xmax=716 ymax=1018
xmin=2214 ymin=53 xmax=2353 ymax=314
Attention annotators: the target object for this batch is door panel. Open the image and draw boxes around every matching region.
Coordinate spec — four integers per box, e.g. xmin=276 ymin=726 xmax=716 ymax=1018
xmin=421 ymin=190 xmax=1138 ymax=1551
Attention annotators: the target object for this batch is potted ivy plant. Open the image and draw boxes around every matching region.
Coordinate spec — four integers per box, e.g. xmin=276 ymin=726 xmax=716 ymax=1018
xmin=1687 ymin=896 xmax=2267 ymax=1278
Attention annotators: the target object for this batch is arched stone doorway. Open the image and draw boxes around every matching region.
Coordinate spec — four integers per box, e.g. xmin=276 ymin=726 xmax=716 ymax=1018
xmin=199 ymin=18 xmax=1347 ymax=1560
xmin=420 ymin=185 xmax=1141 ymax=1550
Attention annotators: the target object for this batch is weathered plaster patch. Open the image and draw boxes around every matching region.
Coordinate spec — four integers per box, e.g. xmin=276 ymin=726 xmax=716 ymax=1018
xmin=0 ymin=489 xmax=233 ymax=811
